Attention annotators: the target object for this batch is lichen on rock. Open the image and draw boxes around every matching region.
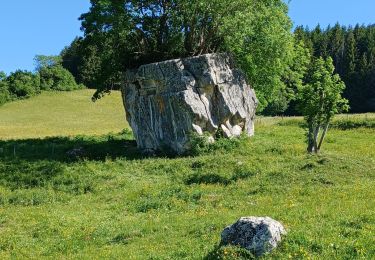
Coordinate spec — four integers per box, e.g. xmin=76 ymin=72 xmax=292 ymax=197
xmin=221 ymin=217 xmax=287 ymax=257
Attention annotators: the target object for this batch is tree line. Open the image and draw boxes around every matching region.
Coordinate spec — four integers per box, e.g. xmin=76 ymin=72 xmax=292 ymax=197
xmin=58 ymin=1 xmax=373 ymax=115
xmin=1 ymin=1 xmax=373 ymax=115
xmin=294 ymin=24 xmax=375 ymax=113
xmin=0 ymin=56 xmax=84 ymax=106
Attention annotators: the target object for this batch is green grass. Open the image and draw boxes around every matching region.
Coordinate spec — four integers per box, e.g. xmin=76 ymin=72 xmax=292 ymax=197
xmin=0 ymin=89 xmax=127 ymax=140
xmin=0 ymin=93 xmax=374 ymax=259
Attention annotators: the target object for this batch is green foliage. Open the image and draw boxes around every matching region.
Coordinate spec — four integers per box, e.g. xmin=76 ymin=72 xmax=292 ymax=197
xmin=6 ymin=70 xmax=40 ymax=98
xmin=0 ymin=71 xmax=10 ymax=106
xmin=0 ymin=71 xmax=6 ymax=79
xmin=295 ymin=24 xmax=375 ymax=113
xmin=61 ymin=37 xmax=84 ymax=82
xmin=265 ymin=39 xmax=312 ymax=115
xmin=35 ymin=54 xmax=84 ymax=91
xmin=77 ymin=0 xmax=293 ymax=105
xmin=39 ymin=65 xmax=84 ymax=91
xmin=189 ymin=132 xmax=243 ymax=156
xmin=221 ymin=0 xmax=293 ymax=111
xmin=0 ymin=54 xmax=86 ymax=106
xmin=297 ymin=57 xmax=349 ymax=153
xmin=34 ymin=55 xmax=62 ymax=71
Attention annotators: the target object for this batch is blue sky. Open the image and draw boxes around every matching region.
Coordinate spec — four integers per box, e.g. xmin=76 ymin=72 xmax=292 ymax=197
xmin=288 ymin=0 xmax=374 ymax=29
xmin=0 ymin=1 xmax=374 ymax=74
xmin=0 ymin=1 xmax=90 ymax=74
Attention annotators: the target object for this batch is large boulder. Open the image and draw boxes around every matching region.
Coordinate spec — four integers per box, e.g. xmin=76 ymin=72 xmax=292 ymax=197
xmin=121 ymin=53 xmax=257 ymax=154
xmin=221 ymin=217 xmax=286 ymax=257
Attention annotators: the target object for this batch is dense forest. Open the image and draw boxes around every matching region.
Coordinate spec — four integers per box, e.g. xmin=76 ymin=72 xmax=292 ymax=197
xmin=295 ymin=24 xmax=375 ymax=113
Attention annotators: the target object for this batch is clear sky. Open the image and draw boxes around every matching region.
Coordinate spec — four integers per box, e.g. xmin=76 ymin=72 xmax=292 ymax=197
xmin=288 ymin=0 xmax=374 ymax=29
xmin=0 ymin=1 xmax=90 ymax=74
xmin=0 ymin=1 xmax=374 ymax=74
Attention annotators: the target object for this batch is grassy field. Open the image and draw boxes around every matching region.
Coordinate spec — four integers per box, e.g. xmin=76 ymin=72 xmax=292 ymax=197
xmin=0 ymin=92 xmax=374 ymax=259
xmin=0 ymin=89 xmax=127 ymax=140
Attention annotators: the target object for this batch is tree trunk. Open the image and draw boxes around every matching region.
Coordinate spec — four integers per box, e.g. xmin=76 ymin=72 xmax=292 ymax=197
xmin=307 ymin=124 xmax=315 ymax=153
xmin=313 ymin=126 xmax=320 ymax=153
xmin=317 ymin=123 xmax=329 ymax=151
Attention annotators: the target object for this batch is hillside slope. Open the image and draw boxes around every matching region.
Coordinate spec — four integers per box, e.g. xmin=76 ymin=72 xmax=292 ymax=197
xmin=0 ymin=90 xmax=127 ymax=140
xmin=0 ymin=90 xmax=374 ymax=258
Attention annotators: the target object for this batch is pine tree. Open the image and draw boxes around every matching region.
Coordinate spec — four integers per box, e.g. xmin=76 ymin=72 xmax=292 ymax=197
xmin=344 ymin=30 xmax=357 ymax=78
xmin=293 ymin=24 xmax=375 ymax=114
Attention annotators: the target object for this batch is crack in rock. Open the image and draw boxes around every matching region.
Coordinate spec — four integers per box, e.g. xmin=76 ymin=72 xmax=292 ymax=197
xmin=121 ymin=53 xmax=258 ymax=154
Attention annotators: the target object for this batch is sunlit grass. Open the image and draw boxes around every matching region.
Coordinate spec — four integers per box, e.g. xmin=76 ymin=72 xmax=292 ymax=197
xmin=0 ymin=92 xmax=374 ymax=259
xmin=0 ymin=89 xmax=127 ymax=140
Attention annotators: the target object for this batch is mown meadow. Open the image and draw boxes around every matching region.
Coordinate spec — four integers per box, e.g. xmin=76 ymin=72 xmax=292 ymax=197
xmin=0 ymin=91 xmax=374 ymax=259
xmin=0 ymin=89 xmax=127 ymax=140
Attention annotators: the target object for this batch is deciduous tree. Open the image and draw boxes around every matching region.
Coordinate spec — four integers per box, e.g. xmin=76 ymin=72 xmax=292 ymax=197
xmin=0 ymin=71 xmax=10 ymax=105
xmin=79 ymin=0 xmax=294 ymax=109
xmin=297 ymin=57 xmax=349 ymax=153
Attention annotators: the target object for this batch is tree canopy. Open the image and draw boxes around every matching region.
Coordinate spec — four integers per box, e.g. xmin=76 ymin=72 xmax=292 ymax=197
xmin=35 ymin=55 xmax=84 ymax=91
xmin=0 ymin=71 xmax=10 ymax=106
xmin=34 ymin=55 xmax=62 ymax=72
xmin=6 ymin=70 xmax=41 ymax=98
xmin=78 ymin=0 xmax=294 ymax=109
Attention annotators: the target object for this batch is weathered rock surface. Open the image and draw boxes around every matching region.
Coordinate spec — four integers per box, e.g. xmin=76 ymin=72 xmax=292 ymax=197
xmin=121 ymin=53 xmax=257 ymax=154
xmin=221 ymin=217 xmax=286 ymax=257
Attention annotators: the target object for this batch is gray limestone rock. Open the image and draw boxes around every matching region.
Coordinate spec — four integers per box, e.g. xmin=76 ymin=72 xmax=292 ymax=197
xmin=121 ymin=53 xmax=257 ymax=154
xmin=221 ymin=217 xmax=287 ymax=257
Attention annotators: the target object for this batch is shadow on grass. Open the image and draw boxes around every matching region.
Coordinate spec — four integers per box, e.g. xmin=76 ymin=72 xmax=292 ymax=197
xmin=184 ymin=169 xmax=256 ymax=186
xmin=0 ymin=130 xmax=246 ymax=191
xmin=0 ymin=130 xmax=146 ymax=191
xmin=0 ymin=130 xmax=143 ymax=163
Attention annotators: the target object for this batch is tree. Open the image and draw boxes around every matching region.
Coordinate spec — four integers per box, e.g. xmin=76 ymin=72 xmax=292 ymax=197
xmin=7 ymin=70 xmax=40 ymax=98
xmin=220 ymin=0 xmax=294 ymax=111
xmin=265 ymin=39 xmax=311 ymax=115
xmin=61 ymin=37 xmax=84 ymax=83
xmin=79 ymin=0 xmax=294 ymax=108
xmin=344 ymin=30 xmax=357 ymax=78
xmin=34 ymin=55 xmax=62 ymax=71
xmin=294 ymin=24 xmax=375 ymax=114
xmin=39 ymin=65 xmax=84 ymax=91
xmin=0 ymin=71 xmax=10 ymax=105
xmin=327 ymin=23 xmax=345 ymax=75
xmin=297 ymin=57 xmax=349 ymax=153
xmin=35 ymin=55 xmax=84 ymax=91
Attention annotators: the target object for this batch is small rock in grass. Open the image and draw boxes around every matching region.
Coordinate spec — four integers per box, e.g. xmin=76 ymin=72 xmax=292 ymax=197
xmin=221 ymin=216 xmax=286 ymax=257
xmin=66 ymin=147 xmax=86 ymax=158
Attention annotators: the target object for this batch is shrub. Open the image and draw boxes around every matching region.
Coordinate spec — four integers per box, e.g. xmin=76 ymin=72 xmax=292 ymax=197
xmin=0 ymin=72 xmax=10 ymax=106
xmin=39 ymin=65 xmax=84 ymax=91
xmin=0 ymin=82 xmax=10 ymax=106
xmin=7 ymin=70 xmax=40 ymax=98
xmin=189 ymin=132 xmax=244 ymax=156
